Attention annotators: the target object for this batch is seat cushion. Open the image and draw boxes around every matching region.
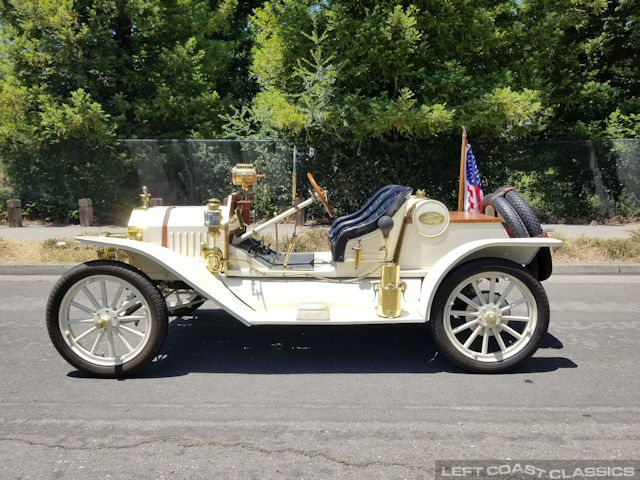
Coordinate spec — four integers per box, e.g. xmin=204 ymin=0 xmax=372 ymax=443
xmin=330 ymin=186 xmax=412 ymax=262
xmin=328 ymin=185 xmax=398 ymax=240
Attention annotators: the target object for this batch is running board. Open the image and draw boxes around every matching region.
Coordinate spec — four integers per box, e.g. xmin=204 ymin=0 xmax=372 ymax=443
xmin=247 ymin=306 xmax=426 ymax=325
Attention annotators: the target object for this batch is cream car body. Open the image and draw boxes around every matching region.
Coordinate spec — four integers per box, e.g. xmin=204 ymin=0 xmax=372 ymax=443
xmin=76 ymin=194 xmax=559 ymax=325
xmin=47 ymin=171 xmax=560 ymax=377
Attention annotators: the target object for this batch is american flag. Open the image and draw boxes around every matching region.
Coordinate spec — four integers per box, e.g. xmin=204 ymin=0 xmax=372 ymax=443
xmin=464 ymin=145 xmax=484 ymax=212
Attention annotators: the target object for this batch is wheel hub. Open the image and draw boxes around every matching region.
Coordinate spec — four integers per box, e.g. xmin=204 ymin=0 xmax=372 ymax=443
xmin=478 ymin=304 xmax=502 ymax=327
xmin=95 ymin=308 xmax=118 ymax=329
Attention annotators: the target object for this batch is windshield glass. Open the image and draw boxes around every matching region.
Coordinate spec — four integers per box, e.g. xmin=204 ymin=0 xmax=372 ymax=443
xmin=117 ymin=139 xmax=294 ymax=219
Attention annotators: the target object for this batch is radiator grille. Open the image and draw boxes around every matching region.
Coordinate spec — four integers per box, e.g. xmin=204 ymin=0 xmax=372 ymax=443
xmin=167 ymin=231 xmax=203 ymax=257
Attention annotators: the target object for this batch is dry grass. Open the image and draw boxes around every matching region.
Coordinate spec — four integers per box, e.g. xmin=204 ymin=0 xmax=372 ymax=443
xmin=263 ymin=227 xmax=330 ymax=252
xmin=264 ymin=229 xmax=640 ymax=263
xmin=1 ymin=229 xmax=640 ymax=264
xmin=550 ymin=231 xmax=640 ymax=263
xmin=0 ymin=237 xmax=98 ymax=263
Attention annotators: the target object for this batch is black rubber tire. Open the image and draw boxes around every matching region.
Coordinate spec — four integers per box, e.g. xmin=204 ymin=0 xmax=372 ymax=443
xmin=504 ymin=190 xmax=543 ymax=237
xmin=481 ymin=186 xmax=511 ymax=215
xmin=492 ymin=196 xmax=529 ymax=238
xmin=528 ymin=247 xmax=553 ymax=282
xmin=46 ymin=260 xmax=168 ymax=378
xmin=483 ymin=188 xmax=552 ymax=281
xmin=429 ymin=258 xmax=550 ymax=373
xmin=501 ymin=190 xmax=553 ymax=281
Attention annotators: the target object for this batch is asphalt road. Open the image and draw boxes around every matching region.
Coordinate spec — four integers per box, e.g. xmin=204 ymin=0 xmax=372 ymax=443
xmin=1 ymin=275 xmax=639 ymax=479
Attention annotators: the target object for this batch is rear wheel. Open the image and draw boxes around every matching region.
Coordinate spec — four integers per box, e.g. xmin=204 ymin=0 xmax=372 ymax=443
xmin=46 ymin=260 xmax=168 ymax=378
xmin=430 ymin=258 xmax=549 ymax=373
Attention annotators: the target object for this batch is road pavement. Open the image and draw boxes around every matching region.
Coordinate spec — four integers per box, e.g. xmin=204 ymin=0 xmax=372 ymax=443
xmin=0 ymin=275 xmax=639 ymax=479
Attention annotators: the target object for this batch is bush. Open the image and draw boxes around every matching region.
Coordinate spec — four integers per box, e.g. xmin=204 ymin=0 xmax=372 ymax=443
xmin=0 ymin=188 xmax=12 ymax=225
xmin=4 ymin=137 xmax=639 ymax=224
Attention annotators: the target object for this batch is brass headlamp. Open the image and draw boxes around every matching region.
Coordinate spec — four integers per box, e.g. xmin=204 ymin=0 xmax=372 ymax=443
xmin=204 ymin=198 xmax=221 ymax=238
xmin=231 ymin=164 xmax=265 ymax=192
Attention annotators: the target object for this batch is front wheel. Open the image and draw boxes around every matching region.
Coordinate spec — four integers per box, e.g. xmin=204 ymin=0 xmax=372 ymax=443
xmin=429 ymin=258 xmax=549 ymax=373
xmin=46 ymin=260 xmax=168 ymax=378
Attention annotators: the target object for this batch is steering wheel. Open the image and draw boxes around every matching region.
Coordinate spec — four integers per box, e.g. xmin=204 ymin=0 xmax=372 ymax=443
xmin=307 ymin=172 xmax=334 ymax=218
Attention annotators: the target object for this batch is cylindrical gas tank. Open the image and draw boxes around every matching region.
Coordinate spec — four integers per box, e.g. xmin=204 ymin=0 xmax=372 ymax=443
xmin=412 ymin=199 xmax=450 ymax=238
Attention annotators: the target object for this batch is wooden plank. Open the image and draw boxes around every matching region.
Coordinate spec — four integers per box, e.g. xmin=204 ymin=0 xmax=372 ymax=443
xmin=78 ymin=198 xmax=93 ymax=227
xmin=7 ymin=198 xmax=22 ymax=228
xmin=449 ymin=211 xmax=502 ymax=223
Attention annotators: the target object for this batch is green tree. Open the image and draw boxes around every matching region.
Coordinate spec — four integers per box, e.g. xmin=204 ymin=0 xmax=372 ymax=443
xmin=0 ymin=0 xmax=259 ymax=221
xmin=241 ymin=0 xmax=547 ymax=142
xmin=518 ymin=0 xmax=640 ymax=138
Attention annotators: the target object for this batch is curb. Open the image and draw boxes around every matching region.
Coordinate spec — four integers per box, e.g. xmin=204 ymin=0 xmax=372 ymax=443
xmin=0 ymin=263 xmax=80 ymax=275
xmin=1 ymin=262 xmax=640 ymax=276
xmin=553 ymin=263 xmax=640 ymax=275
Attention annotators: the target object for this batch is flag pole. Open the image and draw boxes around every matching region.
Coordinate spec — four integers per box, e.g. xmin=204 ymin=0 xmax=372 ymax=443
xmin=457 ymin=126 xmax=467 ymax=211
xmin=292 ymin=145 xmax=297 ymax=206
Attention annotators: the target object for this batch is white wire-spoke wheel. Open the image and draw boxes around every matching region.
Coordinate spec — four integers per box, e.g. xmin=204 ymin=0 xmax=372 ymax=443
xmin=430 ymin=258 xmax=549 ymax=373
xmin=46 ymin=260 xmax=168 ymax=378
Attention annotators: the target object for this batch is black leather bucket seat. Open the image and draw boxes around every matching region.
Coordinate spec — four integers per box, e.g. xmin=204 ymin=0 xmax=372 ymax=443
xmin=329 ymin=185 xmax=413 ymax=261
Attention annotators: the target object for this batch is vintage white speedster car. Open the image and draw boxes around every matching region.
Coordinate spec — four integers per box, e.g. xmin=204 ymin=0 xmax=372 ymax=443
xmin=46 ymin=166 xmax=561 ymax=377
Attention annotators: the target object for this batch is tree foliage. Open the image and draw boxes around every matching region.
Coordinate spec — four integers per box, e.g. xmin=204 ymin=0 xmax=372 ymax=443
xmin=0 ymin=0 xmax=260 ymax=221
xmin=238 ymin=0 xmax=638 ymax=142
xmin=0 ymin=0 xmax=639 ymax=222
xmin=517 ymin=0 xmax=640 ymax=138
xmin=242 ymin=0 xmax=551 ymax=141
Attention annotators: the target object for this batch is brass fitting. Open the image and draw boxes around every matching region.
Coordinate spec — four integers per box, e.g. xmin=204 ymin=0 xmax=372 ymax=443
xmin=352 ymin=240 xmax=362 ymax=269
xmin=125 ymin=226 xmax=143 ymax=241
xmin=373 ymin=263 xmax=407 ymax=318
xmin=96 ymin=246 xmax=135 ymax=266
xmin=96 ymin=246 xmax=117 ymax=260
xmin=140 ymin=186 xmax=151 ymax=209
xmin=201 ymin=243 xmax=224 ymax=273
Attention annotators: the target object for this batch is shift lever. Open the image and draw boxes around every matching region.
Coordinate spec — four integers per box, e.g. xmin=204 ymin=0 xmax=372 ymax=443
xmin=378 ymin=215 xmax=394 ymax=254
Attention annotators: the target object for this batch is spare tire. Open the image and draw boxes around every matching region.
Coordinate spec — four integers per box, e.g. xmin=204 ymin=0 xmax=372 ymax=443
xmin=483 ymin=187 xmax=552 ymax=280
xmin=500 ymin=189 xmax=552 ymax=281
xmin=491 ymin=196 xmax=529 ymax=238
xmin=504 ymin=190 xmax=542 ymax=237
xmin=481 ymin=186 xmax=509 ymax=215
xmin=481 ymin=193 xmax=494 ymax=214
